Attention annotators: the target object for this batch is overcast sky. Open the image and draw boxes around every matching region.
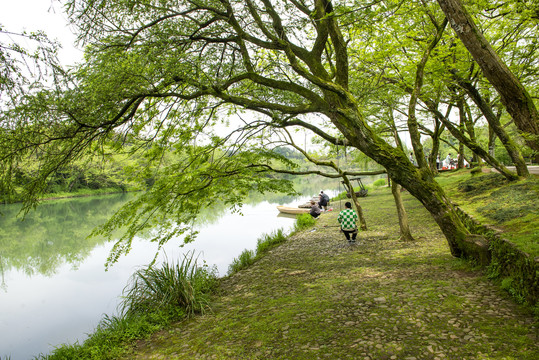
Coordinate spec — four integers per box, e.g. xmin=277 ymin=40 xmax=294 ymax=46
xmin=1 ymin=0 xmax=82 ymax=65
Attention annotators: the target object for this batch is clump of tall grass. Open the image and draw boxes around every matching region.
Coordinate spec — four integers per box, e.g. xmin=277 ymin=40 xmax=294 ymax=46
xmin=122 ymin=251 xmax=218 ymax=317
xmin=228 ymin=229 xmax=288 ymax=275
xmin=41 ymin=251 xmax=217 ymax=360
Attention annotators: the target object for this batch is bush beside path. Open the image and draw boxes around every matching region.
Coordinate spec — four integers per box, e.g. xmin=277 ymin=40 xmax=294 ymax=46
xmin=125 ymin=189 xmax=538 ymax=360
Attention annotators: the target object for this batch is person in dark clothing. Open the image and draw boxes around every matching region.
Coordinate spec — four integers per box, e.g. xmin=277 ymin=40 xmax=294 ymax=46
xmin=309 ymin=200 xmax=321 ymax=218
xmin=318 ymin=191 xmax=329 ymax=210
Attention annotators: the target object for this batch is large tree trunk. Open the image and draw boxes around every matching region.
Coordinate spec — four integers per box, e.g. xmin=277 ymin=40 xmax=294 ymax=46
xmin=437 ymin=0 xmax=539 ymax=162
xmin=322 ymin=1 xmax=483 ymax=261
xmin=331 ymin=108 xmax=476 ymax=259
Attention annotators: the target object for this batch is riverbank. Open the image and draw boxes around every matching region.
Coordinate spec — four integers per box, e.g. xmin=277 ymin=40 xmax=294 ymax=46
xmin=122 ymin=186 xmax=538 ymax=359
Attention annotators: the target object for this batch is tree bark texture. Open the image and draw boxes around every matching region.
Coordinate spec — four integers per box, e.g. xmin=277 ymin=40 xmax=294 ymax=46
xmin=437 ymin=0 xmax=539 ymax=158
xmin=329 ymin=107 xmax=474 ymax=259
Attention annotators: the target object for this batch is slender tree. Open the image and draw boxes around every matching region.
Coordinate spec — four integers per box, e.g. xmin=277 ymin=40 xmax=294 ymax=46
xmin=437 ymin=0 xmax=539 ymax=161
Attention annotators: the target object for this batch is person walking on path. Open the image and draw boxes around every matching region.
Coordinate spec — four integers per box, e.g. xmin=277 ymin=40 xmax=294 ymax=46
xmin=338 ymin=201 xmax=359 ymax=244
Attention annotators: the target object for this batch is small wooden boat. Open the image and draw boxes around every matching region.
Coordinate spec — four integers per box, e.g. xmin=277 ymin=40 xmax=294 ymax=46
xmin=276 ymin=205 xmax=310 ymax=215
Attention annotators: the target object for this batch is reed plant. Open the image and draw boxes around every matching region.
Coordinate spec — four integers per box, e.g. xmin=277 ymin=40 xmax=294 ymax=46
xmin=121 ymin=251 xmax=218 ymax=317
xmin=40 ymin=251 xmax=217 ymax=360
xmin=292 ymin=213 xmax=316 ymax=232
xmin=228 ymin=228 xmax=288 ymax=276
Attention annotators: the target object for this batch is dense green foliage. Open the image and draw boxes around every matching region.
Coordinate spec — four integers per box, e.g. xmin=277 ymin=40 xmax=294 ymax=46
xmin=372 ymin=178 xmax=387 ymax=187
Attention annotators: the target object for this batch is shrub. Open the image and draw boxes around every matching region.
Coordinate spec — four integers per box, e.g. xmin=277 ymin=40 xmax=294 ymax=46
xmin=373 ymin=178 xmax=386 ymax=187
xmin=293 ymin=213 xmax=316 ymax=232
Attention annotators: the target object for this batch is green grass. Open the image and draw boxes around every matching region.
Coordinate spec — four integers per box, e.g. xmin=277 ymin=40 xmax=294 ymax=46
xmin=40 ymin=251 xmax=218 ymax=360
xmin=292 ymin=213 xmax=316 ymax=232
xmin=228 ymin=249 xmax=256 ymax=274
xmin=228 ymin=229 xmax=288 ymax=276
xmin=256 ymin=228 xmax=287 ymax=255
xmin=438 ymin=171 xmax=539 ymax=256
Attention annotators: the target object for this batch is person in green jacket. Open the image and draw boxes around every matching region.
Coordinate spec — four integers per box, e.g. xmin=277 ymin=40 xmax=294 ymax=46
xmin=338 ymin=202 xmax=359 ymax=244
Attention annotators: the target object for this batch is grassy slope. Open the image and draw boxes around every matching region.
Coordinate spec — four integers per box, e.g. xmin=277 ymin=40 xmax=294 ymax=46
xmin=436 ymin=170 xmax=538 ymax=256
xmin=123 ymin=175 xmax=538 ymax=360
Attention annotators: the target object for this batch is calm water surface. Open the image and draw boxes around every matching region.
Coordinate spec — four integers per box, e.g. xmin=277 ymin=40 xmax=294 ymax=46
xmin=0 ymin=182 xmax=349 ymax=359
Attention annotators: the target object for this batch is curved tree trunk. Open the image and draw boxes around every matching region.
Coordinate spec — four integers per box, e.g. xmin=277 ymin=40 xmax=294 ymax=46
xmin=388 ymin=109 xmax=416 ymax=242
xmin=457 ymin=97 xmax=466 ymax=169
xmin=329 ymin=107 xmax=473 ymax=259
xmin=437 ymin=0 xmax=539 ymax=162
xmin=323 ymin=1 xmax=482 ymax=261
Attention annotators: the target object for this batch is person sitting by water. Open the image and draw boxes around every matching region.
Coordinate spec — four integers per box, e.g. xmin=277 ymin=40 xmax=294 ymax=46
xmin=318 ymin=190 xmax=329 ymax=210
xmin=338 ymin=201 xmax=359 ymax=244
xmin=309 ymin=200 xmax=321 ymax=219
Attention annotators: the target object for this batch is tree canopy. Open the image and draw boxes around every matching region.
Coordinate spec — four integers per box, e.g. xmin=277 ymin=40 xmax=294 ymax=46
xmin=1 ymin=0 xmax=538 ymax=264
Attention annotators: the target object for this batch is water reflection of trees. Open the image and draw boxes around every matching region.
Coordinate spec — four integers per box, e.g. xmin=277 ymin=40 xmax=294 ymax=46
xmin=0 ymin=194 xmax=132 ymax=278
xmin=0 ymin=175 xmax=384 ymax=280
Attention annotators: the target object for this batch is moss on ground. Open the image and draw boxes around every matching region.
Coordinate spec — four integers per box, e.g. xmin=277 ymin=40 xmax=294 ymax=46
xmin=440 ymin=170 xmax=539 ymax=256
xmin=123 ymin=186 xmax=538 ymax=360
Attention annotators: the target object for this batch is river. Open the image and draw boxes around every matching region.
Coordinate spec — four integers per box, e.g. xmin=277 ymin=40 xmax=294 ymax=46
xmin=0 ymin=175 xmax=373 ymax=359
